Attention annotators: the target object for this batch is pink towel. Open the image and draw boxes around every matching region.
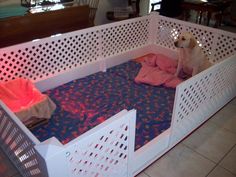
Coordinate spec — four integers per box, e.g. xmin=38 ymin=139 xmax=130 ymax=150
xmin=135 ymin=53 xmax=182 ymax=88
xmin=0 ymin=78 xmax=56 ymax=123
xmin=0 ymin=78 xmax=45 ymax=112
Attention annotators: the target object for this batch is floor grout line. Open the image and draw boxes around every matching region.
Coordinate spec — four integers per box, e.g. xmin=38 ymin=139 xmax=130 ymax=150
xmin=219 ymin=166 xmax=236 ymax=177
xmin=205 ymin=164 xmax=218 ymax=177
xmin=205 ymin=144 xmax=236 ymax=177
xmin=182 ymin=143 xmax=218 ymax=164
xmin=143 ymin=171 xmax=151 ymax=177
xmin=217 ymin=143 xmax=236 ymax=164
xmin=208 ymin=120 xmax=236 ymax=135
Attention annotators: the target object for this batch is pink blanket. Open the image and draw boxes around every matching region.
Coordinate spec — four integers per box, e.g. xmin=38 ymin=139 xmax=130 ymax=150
xmin=0 ymin=78 xmax=56 ymax=123
xmin=135 ymin=53 xmax=183 ymax=88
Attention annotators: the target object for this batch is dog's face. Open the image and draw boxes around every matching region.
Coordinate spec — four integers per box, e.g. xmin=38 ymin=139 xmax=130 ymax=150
xmin=174 ymin=32 xmax=197 ymax=49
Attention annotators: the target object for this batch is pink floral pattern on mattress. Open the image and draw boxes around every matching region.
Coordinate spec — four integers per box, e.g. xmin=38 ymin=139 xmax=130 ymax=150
xmin=30 ymin=61 xmax=175 ymax=150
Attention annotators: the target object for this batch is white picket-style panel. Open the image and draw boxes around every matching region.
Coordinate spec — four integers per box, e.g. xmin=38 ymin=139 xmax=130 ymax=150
xmin=100 ymin=17 xmax=150 ymax=58
xmin=0 ymin=16 xmax=150 ymax=83
xmin=0 ymin=29 xmax=100 ymax=82
xmin=63 ymin=110 xmax=136 ymax=177
xmin=0 ymin=102 xmax=42 ymax=177
xmin=170 ymin=54 xmax=236 ymax=146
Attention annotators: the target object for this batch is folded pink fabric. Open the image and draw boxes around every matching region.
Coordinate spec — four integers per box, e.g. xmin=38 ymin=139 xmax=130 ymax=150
xmin=135 ymin=53 xmax=182 ymax=88
xmin=155 ymin=54 xmax=178 ymax=74
xmin=0 ymin=78 xmax=56 ymax=123
xmin=0 ymin=78 xmax=44 ymax=112
xmin=164 ymin=77 xmax=183 ymax=88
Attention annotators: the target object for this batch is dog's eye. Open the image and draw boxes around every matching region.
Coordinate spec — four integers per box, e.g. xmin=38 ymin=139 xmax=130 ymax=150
xmin=182 ymin=37 xmax=186 ymax=41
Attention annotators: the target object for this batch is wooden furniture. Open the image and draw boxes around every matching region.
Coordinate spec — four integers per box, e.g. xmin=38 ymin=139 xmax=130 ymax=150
xmin=0 ymin=5 xmax=90 ymax=48
xmin=181 ymin=0 xmax=232 ymax=26
xmin=106 ymin=0 xmax=140 ymax=21
xmin=76 ymin=0 xmax=100 ymax=25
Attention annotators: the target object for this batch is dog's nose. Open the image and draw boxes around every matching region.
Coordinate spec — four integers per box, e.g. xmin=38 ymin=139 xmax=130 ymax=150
xmin=174 ymin=41 xmax=178 ymax=47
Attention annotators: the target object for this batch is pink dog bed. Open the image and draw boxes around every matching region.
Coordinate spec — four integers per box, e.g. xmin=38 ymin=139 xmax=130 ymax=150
xmin=0 ymin=78 xmax=56 ymax=126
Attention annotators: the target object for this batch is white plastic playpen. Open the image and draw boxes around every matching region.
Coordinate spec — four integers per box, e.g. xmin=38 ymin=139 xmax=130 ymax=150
xmin=0 ymin=13 xmax=236 ymax=177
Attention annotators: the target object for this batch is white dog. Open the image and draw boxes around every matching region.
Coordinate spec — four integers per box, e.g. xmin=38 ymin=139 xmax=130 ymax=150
xmin=174 ymin=32 xmax=212 ymax=77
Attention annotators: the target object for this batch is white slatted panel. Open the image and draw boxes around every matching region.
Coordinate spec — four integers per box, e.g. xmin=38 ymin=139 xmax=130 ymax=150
xmin=0 ymin=30 xmax=100 ymax=82
xmin=65 ymin=110 xmax=136 ymax=177
xmin=170 ymin=55 xmax=236 ymax=145
xmin=101 ymin=17 xmax=150 ymax=58
xmin=0 ymin=104 xmax=42 ymax=177
xmin=0 ymin=16 xmax=150 ymax=83
xmin=213 ymin=34 xmax=236 ymax=63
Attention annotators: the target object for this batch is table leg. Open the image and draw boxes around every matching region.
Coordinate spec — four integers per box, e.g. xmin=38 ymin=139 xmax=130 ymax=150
xmin=207 ymin=11 xmax=211 ymax=26
xmin=199 ymin=11 xmax=203 ymax=24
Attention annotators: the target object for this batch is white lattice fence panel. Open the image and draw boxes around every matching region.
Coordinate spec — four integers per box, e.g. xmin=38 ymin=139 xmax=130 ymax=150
xmin=65 ymin=110 xmax=136 ymax=177
xmin=101 ymin=17 xmax=150 ymax=58
xmin=0 ymin=103 xmax=43 ymax=177
xmin=170 ymin=55 xmax=236 ymax=145
xmin=185 ymin=26 xmax=214 ymax=60
xmin=155 ymin=17 xmax=184 ymax=50
xmin=0 ymin=29 xmax=100 ymax=82
xmin=155 ymin=16 xmax=236 ymax=64
xmin=184 ymin=26 xmax=236 ymax=64
xmin=213 ymin=34 xmax=236 ymax=63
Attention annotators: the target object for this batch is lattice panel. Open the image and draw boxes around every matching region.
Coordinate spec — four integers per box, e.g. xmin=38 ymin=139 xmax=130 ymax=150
xmin=176 ymin=76 xmax=210 ymax=122
xmin=213 ymin=34 xmax=236 ymax=63
xmin=0 ymin=105 xmax=42 ymax=177
xmin=155 ymin=16 xmax=236 ymax=64
xmin=185 ymin=26 xmax=214 ymax=61
xmin=101 ymin=17 xmax=150 ymax=58
xmin=210 ymin=61 xmax=236 ymax=98
xmin=155 ymin=18 xmax=184 ymax=50
xmin=66 ymin=118 xmax=131 ymax=177
xmin=175 ymin=57 xmax=236 ymax=125
xmin=0 ymin=30 xmax=100 ymax=82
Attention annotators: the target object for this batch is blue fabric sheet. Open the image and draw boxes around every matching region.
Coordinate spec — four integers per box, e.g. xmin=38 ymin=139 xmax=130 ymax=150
xmin=30 ymin=61 xmax=175 ymax=150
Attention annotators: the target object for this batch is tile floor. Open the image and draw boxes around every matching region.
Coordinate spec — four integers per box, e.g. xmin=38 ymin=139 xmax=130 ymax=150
xmin=0 ymin=98 xmax=235 ymax=177
xmin=137 ymin=97 xmax=236 ymax=177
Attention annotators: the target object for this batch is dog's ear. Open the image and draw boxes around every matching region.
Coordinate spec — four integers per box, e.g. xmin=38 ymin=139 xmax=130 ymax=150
xmin=189 ymin=38 xmax=197 ymax=49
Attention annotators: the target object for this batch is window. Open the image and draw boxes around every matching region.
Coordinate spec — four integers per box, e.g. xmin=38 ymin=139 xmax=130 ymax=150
xmin=149 ymin=0 xmax=161 ymax=12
